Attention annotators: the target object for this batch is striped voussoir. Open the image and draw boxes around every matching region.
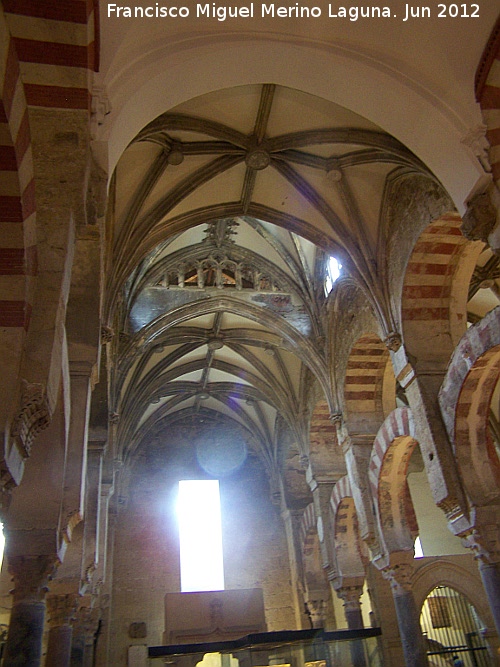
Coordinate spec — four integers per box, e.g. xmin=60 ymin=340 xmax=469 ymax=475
xmin=310 ymin=400 xmax=337 ymax=450
xmin=439 ymin=306 xmax=500 ymax=443
xmin=344 ymin=334 xmax=389 ymax=420
xmin=329 ymin=475 xmax=352 ymax=520
xmin=368 ymin=407 xmax=415 ymax=499
xmin=0 ymin=14 xmax=36 ymax=330
xmin=402 ymin=213 xmax=466 ymax=328
xmin=2 ymin=0 xmax=97 ymax=112
xmin=368 ymin=407 xmax=419 ymax=543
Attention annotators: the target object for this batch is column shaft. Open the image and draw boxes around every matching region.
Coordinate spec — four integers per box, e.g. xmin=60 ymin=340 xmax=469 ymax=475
xmin=478 ymin=561 xmax=500 ymax=635
xmin=392 ymin=589 xmax=428 ymax=667
xmin=337 ymin=584 xmax=366 ymax=667
xmin=2 ymin=601 xmax=45 ymax=667
xmin=382 ymin=561 xmax=428 ymax=667
xmin=2 ymin=554 xmax=56 ymax=667
xmin=46 ymin=625 xmax=73 ymax=667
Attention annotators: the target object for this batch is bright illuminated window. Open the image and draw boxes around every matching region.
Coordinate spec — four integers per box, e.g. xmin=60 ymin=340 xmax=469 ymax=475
xmin=414 ymin=536 xmax=424 ymax=558
xmin=325 ymin=256 xmax=342 ymax=294
xmin=177 ymin=480 xmax=224 ymax=592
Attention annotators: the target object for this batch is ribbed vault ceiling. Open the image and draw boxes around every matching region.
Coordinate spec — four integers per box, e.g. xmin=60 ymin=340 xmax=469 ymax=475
xmin=107 ymin=83 xmax=436 ymax=477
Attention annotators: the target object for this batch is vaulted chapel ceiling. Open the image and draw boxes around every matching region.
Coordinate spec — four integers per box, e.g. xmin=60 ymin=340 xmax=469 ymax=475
xmin=105 ymin=83 xmax=446 ymax=479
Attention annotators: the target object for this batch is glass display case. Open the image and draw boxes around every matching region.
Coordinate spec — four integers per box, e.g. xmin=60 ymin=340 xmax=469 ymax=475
xmin=148 ymin=627 xmax=382 ymax=667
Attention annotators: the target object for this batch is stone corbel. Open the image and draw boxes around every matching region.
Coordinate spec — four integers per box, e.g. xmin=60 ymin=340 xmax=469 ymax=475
xmin=461 ymin=124 xmax=491 ymax=174
xmin=461 ymin=191 xmax=497 ymax=242
xmin=11 ymin=380 xmax=51 ymax=459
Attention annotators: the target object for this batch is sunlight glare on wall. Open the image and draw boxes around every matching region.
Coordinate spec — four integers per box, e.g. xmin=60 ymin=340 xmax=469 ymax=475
xmin=177 ymin=480 xmax=224 ymax=592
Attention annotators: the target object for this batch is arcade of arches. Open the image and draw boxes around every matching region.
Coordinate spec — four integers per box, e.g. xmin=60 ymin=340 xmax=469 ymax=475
xmin=1 ymin=2 xmax=500 ymax=666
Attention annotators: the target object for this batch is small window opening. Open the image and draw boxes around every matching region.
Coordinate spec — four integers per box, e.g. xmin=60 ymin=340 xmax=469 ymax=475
xmin=414 ymin=536 xmax=424 ymax=558
xmin=325 ymin=256 xmax=342 ymax=294
xmin=177 ymin=480 xmax=224 ymax=592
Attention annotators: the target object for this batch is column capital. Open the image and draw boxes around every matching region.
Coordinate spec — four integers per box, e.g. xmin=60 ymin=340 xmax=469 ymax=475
xmin=305 ymin=598 xmax=326 ymax=629
xmin=461 ymin=523 xmax=500 ymax=565
xmin=335 ymin=584 xmax=364 ymax=613
xmin=73 ymin=605 xmax=100 ymax=646
xmin=46 ymin=593 xmax=79 ymax=629
xmin=8 ymin=554 xmax=58 ymax=603
xmin=381 ymin=561 xmax=414 ymax=595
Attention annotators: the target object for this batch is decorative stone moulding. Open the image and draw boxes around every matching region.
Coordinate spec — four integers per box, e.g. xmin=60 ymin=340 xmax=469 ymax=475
xmin=329 ymin=412 xmax=343 ymax=425
xmin=245 ymin=147 xmax=271 ymax=170
xmin=384 ymin=331 xmax=402 ymax=352
xmin=11 ymin=381 xmax=51 ymax=459
xmin=100 ymin=326 xmax=114 ymax=344
xmin=461 ymin=191 xmax=497 ymax=242
xmin=207 ymin=338 xmax=224 ymax=351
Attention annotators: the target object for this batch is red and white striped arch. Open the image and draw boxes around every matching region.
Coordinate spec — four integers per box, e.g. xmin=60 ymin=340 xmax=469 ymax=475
xmin=329 ymin=475 xmax=366 ymax=579
xmin=343 ymin=334 xmax=392 ymax=436
xmin=368 ymin=407 xmax=419 ymax=554
xmin=0 ymin=6 xmax=37 ymax=438
xmin=402 ymin=213 xmax=481 ymax=363
xmin=2 ymin=0 xmax=98 ymax=113
xmin=299 ymin=502 xmax=327 ymax=593
xmin=439 ymin=306 xmax=500 ymax=507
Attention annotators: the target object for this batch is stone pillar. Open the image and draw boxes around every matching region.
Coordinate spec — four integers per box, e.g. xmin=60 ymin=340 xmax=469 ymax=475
xmin=336 ymin=584 xmax=366 ymax=667
xmin=2 ymin=555 xmax=56 ymax=667
xmin=61 ymin=361 xmax=94 ymax=544
xmin=461 ymin=519 xmax=500 ymax=636
xmin=80 ymin=442 xmax=105 ymax=588
xmin=308 ymin=475 xmax=337 ymax=572
xmin=337 ymin=583 xmax=364 ymax=630
xmin=382 ymin=560 xmax=428 ymax=667
xmin=478 ymin=561 xmax=500 ymax=633
xmin=71 ymin=604 xmax=100 ymax=667
xmin=45 ymin=593 xmax=79 ymax=667
xmin=282 ymin=508 xmax=309 ymax=628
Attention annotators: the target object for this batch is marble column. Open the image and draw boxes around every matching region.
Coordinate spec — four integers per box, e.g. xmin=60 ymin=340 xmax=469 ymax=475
xmin=382 ymin=561 xmax=428 ymax=667
xmin=337 ymin=583 xmax=364 ymax=630
xmin=337 ymin=584 xmax=366 ymax=667
xmin=462 ymin=522 xmax=500 ymax=636
xmin=45 ymin=593 xmax=79 ymax=667
xmin=2 ymin=555 xmax=56 ymax=667
xmin=478 ymin=561 xmax=500 ymax=634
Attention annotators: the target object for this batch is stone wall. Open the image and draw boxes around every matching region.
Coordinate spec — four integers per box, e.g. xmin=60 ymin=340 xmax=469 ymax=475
xmin=109 ymin=444 xmax=295 ymax=663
